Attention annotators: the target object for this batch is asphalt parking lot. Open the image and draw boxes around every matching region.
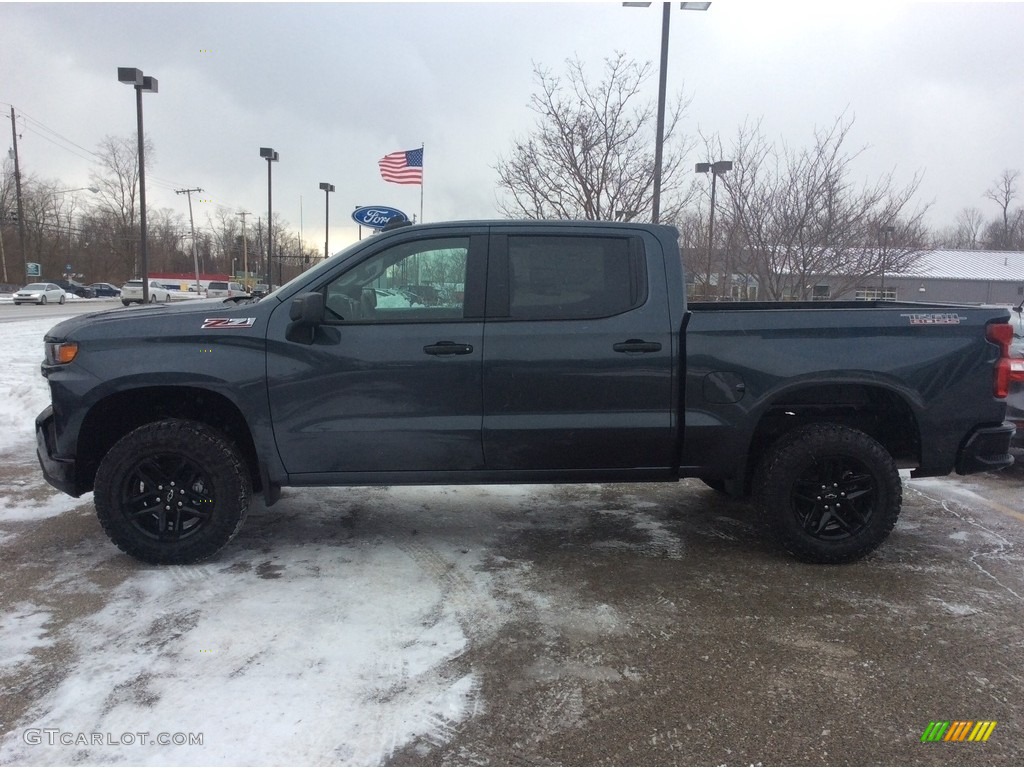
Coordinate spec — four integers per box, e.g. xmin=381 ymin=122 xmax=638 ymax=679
xmin=388 ymin=463 xmax=1024 ymax=766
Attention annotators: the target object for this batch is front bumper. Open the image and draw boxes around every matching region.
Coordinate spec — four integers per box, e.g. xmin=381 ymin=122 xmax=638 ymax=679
xmin=955 ymin=421 xmax=1016 ymax=475
xmin=35 ymin=406 xmax=82 ymax=497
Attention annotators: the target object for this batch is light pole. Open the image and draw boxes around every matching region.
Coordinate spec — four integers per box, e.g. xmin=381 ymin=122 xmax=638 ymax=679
xmin=117 ymin=67 xmax=158 ymax=302
xmin=696 ymin=160 xmax=732 ymax=298
xmin=624 ymin=1 xmax=710 ymax=223
xmin=260 ymin=147 xmax=279 ymax=287
xmin=319 ymin=182 xmax=335 ymax=261
xmin=879 ymin=224 xmax=895 ymax=299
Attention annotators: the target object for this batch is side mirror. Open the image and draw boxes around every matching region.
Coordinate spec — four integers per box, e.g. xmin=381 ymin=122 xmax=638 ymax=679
xmin=286 ymin=292 xmax=324 ymax=344
xmin=289 ymin=292 xmax=324 ymax=323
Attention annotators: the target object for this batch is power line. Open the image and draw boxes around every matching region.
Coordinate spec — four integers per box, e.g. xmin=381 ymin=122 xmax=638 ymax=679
xmin=16 ymin=109 xmax=102 ymax=161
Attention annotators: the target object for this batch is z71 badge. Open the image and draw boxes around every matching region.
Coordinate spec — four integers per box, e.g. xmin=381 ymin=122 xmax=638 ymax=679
xmin=201 ymin=318 xmax=257 ymax=329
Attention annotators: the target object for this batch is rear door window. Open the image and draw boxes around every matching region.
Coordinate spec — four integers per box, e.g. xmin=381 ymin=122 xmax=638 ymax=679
xmin=504 ymin=235 xmax=646 ymax=320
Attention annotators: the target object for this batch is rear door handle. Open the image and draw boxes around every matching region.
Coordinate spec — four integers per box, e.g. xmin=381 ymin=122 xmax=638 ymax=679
xmin=613 ymin=339 xmax=662 ymax=354
xmin=423 ymin=341 xmax=474 ymax=356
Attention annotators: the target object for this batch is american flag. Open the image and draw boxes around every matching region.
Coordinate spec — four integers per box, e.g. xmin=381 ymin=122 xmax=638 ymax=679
xmin=378 ymin=148 xmax=423 ymax=185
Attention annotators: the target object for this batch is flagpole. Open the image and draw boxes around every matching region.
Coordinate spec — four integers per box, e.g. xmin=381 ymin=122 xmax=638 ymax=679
xmin=419 ymin=142 xmax=424 ymax=223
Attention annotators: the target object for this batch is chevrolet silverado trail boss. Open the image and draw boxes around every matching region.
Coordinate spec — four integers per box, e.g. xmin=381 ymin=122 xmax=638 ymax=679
xmin=36 ymin=220 xmax=1015 ymax=565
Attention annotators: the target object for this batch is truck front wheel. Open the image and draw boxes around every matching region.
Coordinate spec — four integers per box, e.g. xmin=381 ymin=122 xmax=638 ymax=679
xmin=94 ymin=419 xmax=251 ymax=564
xmin=754 ymin=424 xmax=901 ymax=564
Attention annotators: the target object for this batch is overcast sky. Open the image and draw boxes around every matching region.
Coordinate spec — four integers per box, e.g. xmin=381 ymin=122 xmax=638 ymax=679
xmin=2 ymin=1 xmax=1022 ymax=252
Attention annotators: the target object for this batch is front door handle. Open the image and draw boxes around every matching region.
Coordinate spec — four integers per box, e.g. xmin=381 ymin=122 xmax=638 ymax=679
xmin=424 ymin=341 xmax=474 ymax=356
xmin=613 ymin=339 xmax=662 ymax=354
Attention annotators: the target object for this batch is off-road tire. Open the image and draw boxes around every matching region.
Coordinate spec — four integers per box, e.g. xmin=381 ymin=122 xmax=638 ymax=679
xmin=94 ymin=419 xmax=251 ymax=564
xmin=754 ymin=423 xmax=901 ymax=564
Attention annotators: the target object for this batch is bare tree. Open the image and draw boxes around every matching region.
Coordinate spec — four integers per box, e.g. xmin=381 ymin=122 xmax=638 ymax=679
xmin=982 ymin=169 xmax=1023 ymax=250
xmin=931 ymin=207 xmax=985 ymax=249
xmin=709 ymin=115 xmax=929 ymax=300
xmin=495 ymin=53 xmax=696 ymax=222
xmin=208 ymin=206 xmax=241 ymax=273
xmin=89 ymin=135 xmax=151 ymax=278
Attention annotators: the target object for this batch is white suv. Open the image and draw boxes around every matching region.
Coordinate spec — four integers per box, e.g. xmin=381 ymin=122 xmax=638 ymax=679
xmin=205 ymin=281 xmax=249 ymax=299
xmin=120 ymin=279 xmax=170 ymax=306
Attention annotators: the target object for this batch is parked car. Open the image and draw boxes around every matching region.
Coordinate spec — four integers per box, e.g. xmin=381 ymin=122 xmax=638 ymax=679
xmin=251 ymin=283 xmax=270 ymax=299
xmin=56 ymin=279 xmax=95 ymax=299
xmin=205 ymin=281 xmax=250 ymax=299
xmin=120 ymin=279 xmax=170 ymax=305
xmin=13 ymin=282 xmax=66 ymax=305
xmin=88 ymin=282 xmax=122 ymax=297
xmin=399 ymin=283 xmax=439 ymax=305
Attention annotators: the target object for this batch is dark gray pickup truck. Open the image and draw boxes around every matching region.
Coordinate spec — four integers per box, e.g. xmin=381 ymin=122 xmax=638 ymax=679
xmin=35 ymin=220 xmax=1015 ymax=565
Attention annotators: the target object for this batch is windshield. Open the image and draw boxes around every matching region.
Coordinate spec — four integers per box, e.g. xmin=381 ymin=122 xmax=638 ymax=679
xmin=23 ymin=284 xmax=48 ymax=290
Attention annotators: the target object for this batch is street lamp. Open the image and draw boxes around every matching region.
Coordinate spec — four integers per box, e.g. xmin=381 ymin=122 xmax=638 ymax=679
xmin=260 ymin=147 xmax=279 ymax=287
xmin=319 ymin=182 xmax=335 ymax=261
xmin=879 ymin=224 xmax=895 ymax=299
xmin=696 ymin=160 xmax=732 ymax=298
xmin=118 ymin=67 xmax=158 ymax=302
xmin=625 ymin=1 xmax=710 ymax=223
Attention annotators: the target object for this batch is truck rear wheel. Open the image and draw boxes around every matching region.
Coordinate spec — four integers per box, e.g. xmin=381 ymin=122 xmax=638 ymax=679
xmin=94 ymin=419 xmax=251 ymax=564
xmin=754 ymin=424 xmax=901 ymax=564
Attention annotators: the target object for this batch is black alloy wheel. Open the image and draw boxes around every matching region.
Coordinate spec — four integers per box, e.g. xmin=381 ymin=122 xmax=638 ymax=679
xmin=755 ymin=423 xmax=902 ymax=564
xmin=95 ymin=419 xmax=251 ymax=564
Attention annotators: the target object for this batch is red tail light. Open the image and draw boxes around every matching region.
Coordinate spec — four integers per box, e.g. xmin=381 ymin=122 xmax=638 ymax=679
xmin=987 ymin=322 xmax=1015 ymax=398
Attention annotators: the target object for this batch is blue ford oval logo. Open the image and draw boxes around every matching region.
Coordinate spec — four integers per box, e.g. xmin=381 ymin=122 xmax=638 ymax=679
xmin=352 ymin=206 xmax=408 ymax=230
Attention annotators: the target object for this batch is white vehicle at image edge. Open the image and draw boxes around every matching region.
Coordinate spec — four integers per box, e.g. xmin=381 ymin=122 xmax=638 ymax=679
xmin=205 ymin=281 xmax=250 ymax=299
xmin=13 ymin=282 xmax=66 ymax=305
xmin=120 ymin=279 xmax=170 ymax=306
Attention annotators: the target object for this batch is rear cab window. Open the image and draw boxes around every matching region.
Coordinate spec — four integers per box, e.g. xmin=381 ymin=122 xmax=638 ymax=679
xmin=493 ymin=234 xmax=647 ymax=320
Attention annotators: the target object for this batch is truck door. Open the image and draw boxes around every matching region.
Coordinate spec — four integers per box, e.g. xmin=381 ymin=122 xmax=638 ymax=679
xmin=481 ymin=229 xmax=675 ymax=471
xmin=266 ymin=232 xmax=487 ymax=476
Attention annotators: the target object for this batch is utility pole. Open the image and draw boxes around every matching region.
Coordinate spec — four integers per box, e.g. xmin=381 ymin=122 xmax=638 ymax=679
xmin=9 ymin=107 xmax=27 ymax=279
xmin=238 ymin=210 xmax=251 ymax=289
xmin=0 ymin=219 xmax=7 ymax=283
xmin=175 ymin=187 xmax=203 ymax=292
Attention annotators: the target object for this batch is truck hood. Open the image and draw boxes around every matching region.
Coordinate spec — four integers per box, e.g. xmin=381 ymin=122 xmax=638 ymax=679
xmin=43 ymin=297 xmax=279 ymax=342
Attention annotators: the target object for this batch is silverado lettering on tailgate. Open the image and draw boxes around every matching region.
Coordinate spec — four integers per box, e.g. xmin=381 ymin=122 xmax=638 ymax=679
xmin=900 ymin=313 xmax=963 ymax=325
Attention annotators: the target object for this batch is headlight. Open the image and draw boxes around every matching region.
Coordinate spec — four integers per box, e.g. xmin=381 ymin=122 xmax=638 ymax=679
xmin=45 ymin=341 xmax=79 ymax=365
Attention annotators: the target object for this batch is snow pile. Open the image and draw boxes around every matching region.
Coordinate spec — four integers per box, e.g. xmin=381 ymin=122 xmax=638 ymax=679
xmin=0 ymin=316 xmax=58 ymax=455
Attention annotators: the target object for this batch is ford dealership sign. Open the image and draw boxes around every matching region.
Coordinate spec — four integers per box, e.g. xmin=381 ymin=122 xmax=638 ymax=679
xmin=351 ymin=206 xmax=408 ymax=230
